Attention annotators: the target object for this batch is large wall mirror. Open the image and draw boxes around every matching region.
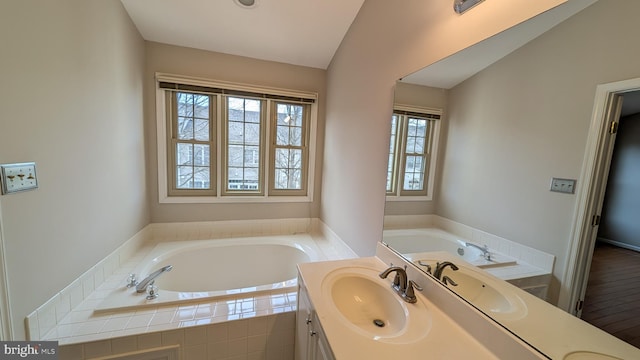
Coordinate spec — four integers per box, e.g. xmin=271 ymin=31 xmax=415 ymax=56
xmin=383 ymin=1 xmax=640 ymax=357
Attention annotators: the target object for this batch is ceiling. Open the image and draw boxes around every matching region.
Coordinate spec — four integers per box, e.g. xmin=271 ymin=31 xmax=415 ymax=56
xmin=400 ymin=0 xmax=598 ymax=89
xmin=121 ymin=0 xmax=640 ymax=115
xmin=120 ymin=0 xmax=365 ymax=69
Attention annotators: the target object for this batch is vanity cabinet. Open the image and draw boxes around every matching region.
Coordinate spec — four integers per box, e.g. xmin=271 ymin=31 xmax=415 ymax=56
xmin=295 ymin=278 xmax=335 ymax=360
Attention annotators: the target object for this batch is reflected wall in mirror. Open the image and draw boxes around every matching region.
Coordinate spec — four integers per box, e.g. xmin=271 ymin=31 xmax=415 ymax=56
xmin=384 ymin=0 xmax=640 ymax=356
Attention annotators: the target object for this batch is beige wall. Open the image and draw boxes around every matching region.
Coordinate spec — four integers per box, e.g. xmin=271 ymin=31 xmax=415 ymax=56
xmin=441 ymin=0 xmax=640 ymax=306
xmin=0 ymin=0 xmax=147 ymax=339
xmin=144 ymin=42 xmax=326 ymax=222
xmin=322 ymin=0 xmax=567 ymax=256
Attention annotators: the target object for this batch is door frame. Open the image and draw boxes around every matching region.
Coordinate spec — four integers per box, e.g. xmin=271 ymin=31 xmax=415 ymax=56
xmin=562 ymin=77 xmax=640 ymax=315
xmin=0 ymin=201 xmax=13 ymax=339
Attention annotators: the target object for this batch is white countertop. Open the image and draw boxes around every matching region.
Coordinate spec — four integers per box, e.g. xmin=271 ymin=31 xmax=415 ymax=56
xmin=376 ymin=245 xmax=640 ymax=360
xmin=298 ymin=256 xmax=541 ymax=359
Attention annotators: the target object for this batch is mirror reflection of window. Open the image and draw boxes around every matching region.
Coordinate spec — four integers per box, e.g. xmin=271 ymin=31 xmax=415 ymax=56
xmin=387 ymin=108 xmax=440 ymax=198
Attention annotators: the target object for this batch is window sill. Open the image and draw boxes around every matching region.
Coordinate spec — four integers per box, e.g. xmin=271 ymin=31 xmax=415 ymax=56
xmin=385 ymin=195 xmax=433 ymax=202
xmin=159 ymin=195 xmax=313 ymax=204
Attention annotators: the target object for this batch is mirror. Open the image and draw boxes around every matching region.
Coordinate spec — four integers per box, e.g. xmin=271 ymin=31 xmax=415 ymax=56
xmin=383 ymin=1 xmax=640 ymax=357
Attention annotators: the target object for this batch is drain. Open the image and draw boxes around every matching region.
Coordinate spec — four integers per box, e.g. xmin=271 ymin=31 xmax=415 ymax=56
xmin=373 ymin=319 xmax=385 ymax=327
xmin=457 ymin=247 xmax=465 ymax=256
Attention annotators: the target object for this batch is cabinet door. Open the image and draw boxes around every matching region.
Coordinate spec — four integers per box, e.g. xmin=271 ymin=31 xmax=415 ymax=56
xmin=311 ymin=312 xmax=335 ymax=360
xmin=295 ymin=284 xmax=314 ymax=360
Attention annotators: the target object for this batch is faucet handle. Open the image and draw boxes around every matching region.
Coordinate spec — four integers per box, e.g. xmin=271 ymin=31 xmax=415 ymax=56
xmin=417 ymin=260 xmax=432 ymax=274
xmin=403 ymin=280 xmax=423 ymax=303
xmin=126 ymin=274 xmax=138 ymax=288
xmin=442 ymin=276 xmax=458 ymax=287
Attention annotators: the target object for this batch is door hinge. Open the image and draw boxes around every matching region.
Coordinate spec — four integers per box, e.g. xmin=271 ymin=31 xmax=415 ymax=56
xmin=610 ymin=121 xmax=619 ymax=134
xmin=576 ymin=299 xmax=584 ymax=312
xmin=591 ymin=215 xmax=601 ymax=227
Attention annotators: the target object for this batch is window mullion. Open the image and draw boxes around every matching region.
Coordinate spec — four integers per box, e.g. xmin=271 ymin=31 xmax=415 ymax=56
xmin=264 ymin=100 xmax=271 ymax=196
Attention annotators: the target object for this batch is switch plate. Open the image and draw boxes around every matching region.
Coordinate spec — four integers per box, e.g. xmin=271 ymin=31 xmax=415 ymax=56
xmin=0 ymin=162 xmax=38 ymax=194
xmin=550 ymin=177 xmax=576 ymax=194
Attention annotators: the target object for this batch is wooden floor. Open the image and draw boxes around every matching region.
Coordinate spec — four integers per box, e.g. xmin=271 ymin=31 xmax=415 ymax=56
xmin=581 ymin=242 xmax=640 ymax=348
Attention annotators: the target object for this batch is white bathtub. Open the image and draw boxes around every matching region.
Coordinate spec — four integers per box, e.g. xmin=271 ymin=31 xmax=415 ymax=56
xmin=96 ymin=234 xmax=323 ymax=311
xmin=382 ymin=228 xmax=516 ymax=268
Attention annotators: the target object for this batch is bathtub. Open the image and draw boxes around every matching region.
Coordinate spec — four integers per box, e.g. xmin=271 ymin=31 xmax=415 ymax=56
xmin=382 ymin=228 xmax=516 ymax=268
xmin=95 ymin=234 xmax=323 ymax=311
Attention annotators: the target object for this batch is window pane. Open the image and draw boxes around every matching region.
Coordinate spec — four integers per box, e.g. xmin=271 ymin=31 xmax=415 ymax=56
xmin=406 ymin=136 xmax=416 ymax=153
xmin=177 ymin=93 xmax=193 ymax=117
xmin=193 ymin=94 xmax=209 ymax=118
xmin=274 ymin=148 xmax=302 ymax=190
xmin=244 ymin=99 xmax=262 ymax=122
xmin=228 ymin=145 xmax=244 ymax=167
xmin=276 ymin=126 xmax=290 ymax=145
xmin=290 ymin=127 xmax=302 ymax=146
xmin=194 ymin=119 xmax=209 ymax=141
xmin=245 ymin=123 xmax=260 ymax=145
xmin=176 ymin=143 xmax=192 ymax=165
xmin=274 ymin=168 xmax=302 ymax=190
xmin=177 ymin=166 xmax=193 ymax=189
xmin=244 ymin=146 xmax=260 ymax=167
xmin=387 ymin=115 xmax=399 ymax=193
xmin=403 ymin=155 xmax=425 ymax=191
xmin=177 ymin=117 xmax=193 ymax=140
xmin=193 ymin=167 xmax=210 ymax=189
xmin=194 ymin=144 xmax=209 ymax=166
xmin=226 ymin=97 xmax=262 ymax=192
xmin=228 ymin=122 xmax=244 ymax=143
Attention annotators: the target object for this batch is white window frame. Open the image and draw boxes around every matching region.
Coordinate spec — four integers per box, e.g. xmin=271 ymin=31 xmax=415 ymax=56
xmin=386 ymin=104 xmax=442 ymax=202
xmin=156 ymin=73 xmax=318 ymax=204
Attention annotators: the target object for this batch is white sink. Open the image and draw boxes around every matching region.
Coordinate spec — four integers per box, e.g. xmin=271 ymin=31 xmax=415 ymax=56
xmin=330 ymin=273 xmax=407 ymax=336
xmin=416 ymin=259 xmax=527 ymax=321
xmin=321 ymin=266 xmax=432 ymax=343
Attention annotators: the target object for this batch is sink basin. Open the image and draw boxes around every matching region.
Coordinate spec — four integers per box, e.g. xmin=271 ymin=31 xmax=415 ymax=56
xmin=321 ymin=266 xmax=432 ymax=342
xmin=330 ymin=273 xmax=407 ymax=336
xmin=416 ymin=259 xmax=527 ymax=321
xmin=564 ymin=351 xmax=623 ymax=360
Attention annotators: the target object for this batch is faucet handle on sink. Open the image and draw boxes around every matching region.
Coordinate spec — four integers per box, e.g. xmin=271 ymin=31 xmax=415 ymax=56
xmin=403 ymin=280 xmax=423 ymax=303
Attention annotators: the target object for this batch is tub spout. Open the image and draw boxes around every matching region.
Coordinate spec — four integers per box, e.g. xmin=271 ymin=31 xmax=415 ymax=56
xmin=136 ymin=265 xmax=173 ymax=293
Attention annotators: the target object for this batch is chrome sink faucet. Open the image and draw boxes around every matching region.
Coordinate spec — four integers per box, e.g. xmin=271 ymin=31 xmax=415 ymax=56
xmin=379 ymin=265 xmax=422 ymax=303
xmin=465 ymin=242 xmax=491 ymax=261
xmin=136 ymin=265 xmax=173 ymax=293
xmin=433 ymin=261 xmax=459 ymax=281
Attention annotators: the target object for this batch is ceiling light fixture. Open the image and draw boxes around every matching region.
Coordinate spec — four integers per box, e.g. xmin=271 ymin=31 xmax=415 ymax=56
xmin=234 ymin=0 xmax=258 ymax=9
xmin=453 ymin=0 xmax=485 ymax=14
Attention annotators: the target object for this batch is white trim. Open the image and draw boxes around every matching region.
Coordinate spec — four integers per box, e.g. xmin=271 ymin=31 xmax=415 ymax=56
xmin=0 ymin=200 xmax=14 ymax=340
xmin=156 ymin=72 xmax=318 ymax=101
xmin=393 ymin=103 xmax=443 ymax=116
xmin=155 ymin=74 xmax=318 ymax=204
xmin=561 ymin=77 xmax=640 ymax=313
xmin=387 ymin=107 xmax=442 ymax=201
xmin=597 ymin=237 xmax=640 ymax=253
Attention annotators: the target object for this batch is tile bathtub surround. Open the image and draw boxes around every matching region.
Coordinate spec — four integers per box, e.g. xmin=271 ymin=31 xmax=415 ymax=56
xmin=57 ymin=312 xmax=296 ymax=360
xmin=25 ymin=218 xmax=335 ymax=341
xmin=384 ymin=214 xmax=555 ymax=273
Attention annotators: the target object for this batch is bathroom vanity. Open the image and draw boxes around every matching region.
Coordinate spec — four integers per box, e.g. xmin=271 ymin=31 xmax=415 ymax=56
xmin=295 ymin=256 xmax=543 ymax=359
xmin=295 ymin=243 xmax=640 ymax=359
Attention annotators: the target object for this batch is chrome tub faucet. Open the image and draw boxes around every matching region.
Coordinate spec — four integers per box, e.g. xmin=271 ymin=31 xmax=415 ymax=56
xmin=465 ymin=242 xmax=491 ymax=261
xmin=136 ymin=265 xmax=173 ymax=293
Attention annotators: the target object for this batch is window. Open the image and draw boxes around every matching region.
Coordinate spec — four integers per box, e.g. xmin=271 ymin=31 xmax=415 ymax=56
xmin=387 ymin=106 xmax=441 ymax=199
xmin=157 ymin=74 xmax=317 ymax=203
xmin=270 ymin=102 xmax=309 ymax=195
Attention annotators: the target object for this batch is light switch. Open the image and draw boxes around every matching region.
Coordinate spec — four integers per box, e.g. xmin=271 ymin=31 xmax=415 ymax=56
xmin=550 ymin=177 xmax=576 ymax=194
xmin=0 ymin=162 xmax=38 ymax=194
